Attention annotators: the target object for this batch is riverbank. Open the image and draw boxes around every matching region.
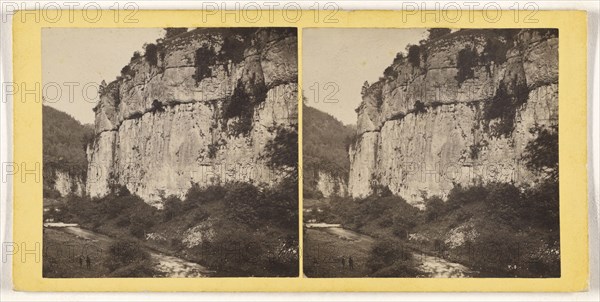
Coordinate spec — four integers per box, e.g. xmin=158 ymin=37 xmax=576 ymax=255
xmin=43 ymin=225 xmax=213 ymax=278
xmin=303 ymin=224 xmax=472 ymax=278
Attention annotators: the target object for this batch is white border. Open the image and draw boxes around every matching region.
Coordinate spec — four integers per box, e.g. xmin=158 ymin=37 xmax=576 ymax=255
xmin=0 ymin=1 xmax=598 ymax=301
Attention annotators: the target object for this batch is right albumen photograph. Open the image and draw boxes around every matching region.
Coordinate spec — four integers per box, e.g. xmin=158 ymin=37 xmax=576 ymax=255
xmin=302 ymin=28 xmax=559 ymax=278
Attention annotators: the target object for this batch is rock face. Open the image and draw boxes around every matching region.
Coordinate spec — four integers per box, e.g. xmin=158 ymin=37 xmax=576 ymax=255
xmin=86 ymin=28 xmax=298 ymax=205
xmin=315 ymin=171 xmax=348 ymax=198
xmin=348 ymin=29 xmax=558 ymax=207
xmin=52 ymin=170 xmax=84 ymax=197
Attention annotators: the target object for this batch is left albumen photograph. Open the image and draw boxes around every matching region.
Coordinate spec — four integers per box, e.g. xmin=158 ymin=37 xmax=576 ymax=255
xmin=42 ymin=27 xmax=299 ymax=278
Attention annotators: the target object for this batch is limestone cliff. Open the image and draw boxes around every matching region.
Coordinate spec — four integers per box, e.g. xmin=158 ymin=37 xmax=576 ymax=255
xmin=86 ymin=28 xmax=298 ymax=205
xmin=53 ymin=170 xmax=84 ymax=197
xmin=315 ymin=171 xmax=348 ymax=198
xmin=348 ymin=29 xmax=558 ymax=207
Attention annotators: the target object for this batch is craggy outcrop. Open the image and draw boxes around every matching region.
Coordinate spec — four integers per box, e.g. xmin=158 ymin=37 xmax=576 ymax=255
xmin=349 ymin=29 xmax=558 ymax=207
xmin=52 ymin=170 xmax=84 ymax=197
xmin=86 ymin=28 xmax=298 ymax=206
xmin=315 ymin=171 xmax=348 ymax=198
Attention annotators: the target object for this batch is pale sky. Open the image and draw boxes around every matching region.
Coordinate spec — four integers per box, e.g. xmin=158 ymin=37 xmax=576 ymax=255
xmin=303 ymin=28 xmax=427 ymax=125
xmin=42 ymin=28 xmax=165 ymax=124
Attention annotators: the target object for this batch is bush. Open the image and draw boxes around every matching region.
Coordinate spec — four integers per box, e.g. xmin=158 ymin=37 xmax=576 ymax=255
xmin=105 ymin=239 xmax=150 ymax=271
xmin=222 ymin=79 xmax=256 ymax=136
xmin=427 ymin=28 xmax=451 ymax=40
xmin=414 ymin=100 xmax=427 ymax=114
xmin=144 ymin=43 xmax=159 ymax=66
xmin=407 ymin=45 xmax=421 ymax=67
xmin=481 ymin=37 xmax=509 ymax=66
xmin=185 ymin=183 xmax=226 ymax=205
xmin=223 ymin=182 xmax=261 ymax=224
xmin=383 ymin=66 xmax=398 ymax=79
xmin=522 ymin=125 xmax=558 ymax=181
xmin=456 ymin=47 xmax=477 ymax=85
xmin=263 ymin=125 xmax=298 ymax=169
xmin=150 ymin=99 xmax=165 ymax=113
xmin=219 ymin=33 xmax=248 ymax=65
xmin=162 ymin=195 xmax=184 ymax=222
xmin=424 ymin=195 xmax=446 ymax=221
xmin=367 ymin=240 xmax=413 ymax=274
xmin=193 ymin=45 xmax=216 ymax=83
xmin=120 ymin=65 xmax=135 ymax=78
xmin=393 ymin=52 xmax=405 ymax=64
xmin=164 ymin=28 xmax=188 ymax=39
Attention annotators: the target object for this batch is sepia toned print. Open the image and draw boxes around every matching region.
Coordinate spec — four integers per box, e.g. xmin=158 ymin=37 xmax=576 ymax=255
xmin=42 ymin=27 xmax=299 ymax=278
xmin=303 ymin=28 xmax=559 ymax=278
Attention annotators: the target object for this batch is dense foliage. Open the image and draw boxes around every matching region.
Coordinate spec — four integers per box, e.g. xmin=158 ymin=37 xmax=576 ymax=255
xmin=52 ymin=179 xmax=298 ymax=277
xmin=455 ymin=47 xmax=477 ymax=85
xmin=407 ymin=44 xmax=421 ymax=67
xmin=302 ymin=104 xmax=355 ymax=198
xmin=163 ymin=28 xmax=188 ymax=39
xmin=309 ymin=175 xmax=559 ymax=277
xmin=263 ymin=125 xmax=298 ymax=170
xmin=43 ymin=105 xmax=94 ymax=196
xmin=427 ymin=28 xmax=452 ymax=40
xmin=522 ymin=124 xmax=558 ymax=181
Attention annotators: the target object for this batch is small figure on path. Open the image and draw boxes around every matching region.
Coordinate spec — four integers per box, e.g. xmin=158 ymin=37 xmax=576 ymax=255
xmin=348 ymin=256 xmax=354 ymax=270
xmin=86 ymin=255 xmax=91 ymax=269
xmin=341 ymin=256 xmax=346 ymax=268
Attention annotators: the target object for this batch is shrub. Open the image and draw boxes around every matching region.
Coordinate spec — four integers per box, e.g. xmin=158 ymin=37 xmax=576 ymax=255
xmin=185 ymin=183 xmax=226 ymax=205
xmin=424 ymin=195 xmax=446 ymax=221
xmin=144 ymin=43 xmax=159 ymax=66
xmin=481 ymin=37 xmax=510 ymax=66
xmin=367 ymin=240 xmax=413 ymax=274
xmin=393 ymin=52 xmax=405 ymax=64
xmin=219 ymin=33 xmax=247 ymax=65
xmin=456 ymin=47 xmax=477 ymax=85
xmin=483 ymin=80 xmax=528 ymax=137
xmin=108 ymin=183 xmax=131 ymax=197
xmin=193 ymin=45 xmax=216 ymax=83
xmin=207 ymin=143 xmax=218 ymax=158
xmin=150 ymin=100 xmax=165 ymax=113
xmin=131 ymin=51 xmax=141 ymax=61
xmin=407 ymin=45 xmax=421 ymax=67
xmin=383 ymin=66 xmax=398 ymax=79
xmin=162 ymin=195 xmax=184 ymax=222
xmin=414 ymin=100 xmax=427 ymax=114
xmin=263 ymin=125 xmax=298 ymax=169
xmin=522 ymin=125 xmax=558 ymax=181
xmin=427 ymin=28 xmax=451 ymax=40
xmin=223 ymin=182 xmax=261 ymax=224
xmin=105 ymin=239 xmax=150 ymax=271
xmin=120 ymin=65 xmax=135 ymax=78
xmin=164 ymin=28 xmax=188 ymax=39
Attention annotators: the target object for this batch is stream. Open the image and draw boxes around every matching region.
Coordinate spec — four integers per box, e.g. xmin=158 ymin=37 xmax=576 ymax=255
xmin=45 ymin=223 xmax=214 ymax=277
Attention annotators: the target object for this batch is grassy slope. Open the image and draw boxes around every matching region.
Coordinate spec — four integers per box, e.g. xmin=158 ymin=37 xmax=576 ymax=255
xmin=43 ymin=228 xmax=113 ymax=278
xmin=303 ymin=228 xmax=374 ymax=277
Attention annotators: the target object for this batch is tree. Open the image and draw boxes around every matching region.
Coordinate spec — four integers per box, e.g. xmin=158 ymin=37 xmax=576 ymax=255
xmin=407 ymin=45 xmax=421 ymax=67
xmin=522 ymin=125 xmax=558 ymax=181
xmin=427 ymin=28 xmax=452 ymax=40
xmin=455 ymin=47 xmax=477 ymax=85
xmin=263 ymin=125 xmax=298 ymax=170
xmin=361 ymin=81 xmax=370 ymax=96
xmin=424 ymin=195 xmax=445 ymax=221
xmin=164 ymin=28 xmax=188 ymax=39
